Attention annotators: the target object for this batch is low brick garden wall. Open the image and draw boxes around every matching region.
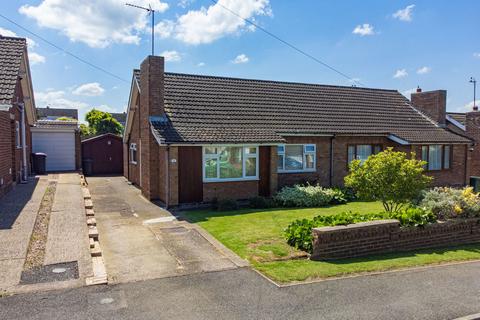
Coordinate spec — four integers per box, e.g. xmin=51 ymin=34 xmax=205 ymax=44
xmin=311 ymin=218 xmax=480 ymax=260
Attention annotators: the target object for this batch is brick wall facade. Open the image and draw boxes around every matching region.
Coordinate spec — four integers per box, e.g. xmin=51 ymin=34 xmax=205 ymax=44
xmin=203 ymin=181 xmax=259 ymax=202
xmin=466 ymin=111 xmax=480 ymax=176
xmin=311 ymin=218 xmax=480 ymax=260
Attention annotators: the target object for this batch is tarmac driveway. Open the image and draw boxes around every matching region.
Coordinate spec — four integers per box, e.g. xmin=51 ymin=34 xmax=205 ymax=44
xmin=87 ymin=176 xmax=243 ymax=284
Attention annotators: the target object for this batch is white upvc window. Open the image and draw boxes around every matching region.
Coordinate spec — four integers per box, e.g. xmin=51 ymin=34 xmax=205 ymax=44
xmin=203 ymin=146 xmax=259 ymax=182
xmin=130 ymin=143 xmax=137 ymax=164
xmin=15 ymin=121 xmax=21 ymax=148
xmin=421 ymin=145 xmax=451 ymax=170
xmin=277 ymin=144 xmax=316 ymax=173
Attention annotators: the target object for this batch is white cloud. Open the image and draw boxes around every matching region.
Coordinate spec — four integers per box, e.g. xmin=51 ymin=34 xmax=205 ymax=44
xmin=393 ymin=69 xmax=408 ymax=78
xmin=160 ymin=50 xmax=182 ymax=62
xmin=460 ymin=100 xmax=480 ymax=112
xmin=72 ymin=82 xmax=105 ymax=96
xmin=393 ymin=4 xmax=415 ymax=22
xmin=197 ymin=62 xmax=206 ymax=67
xmin=155 ymin=0 xmax=272 ymax=45
xmin=29 ymin=52 xmax=46 ymax=65
xmin=19 ymin=0 xmax=169 ymax=48
xmin=474 ymin=53 xmax=480 ymax=58
xmin=417 ymin=66 xmax=431 ymax=74
xmin=232 ymin=54 xmax=249 ymax=64
xmin=352 ymin=24 xmax=375 ymax=36
xmin=0 ymin=27 xmax=36 ymax=47
xmin=178 ymin=0 xmax=194 ymax=8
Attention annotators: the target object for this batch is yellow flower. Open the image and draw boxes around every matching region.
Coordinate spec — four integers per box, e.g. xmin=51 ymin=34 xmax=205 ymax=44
xmin=454 ymin=205 xmax=463 ymax=214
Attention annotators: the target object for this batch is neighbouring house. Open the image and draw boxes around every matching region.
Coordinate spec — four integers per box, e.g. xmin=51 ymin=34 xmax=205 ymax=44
xmin=123 ymin=56 xmax=472 ymax=207
xmin=0 ymin=36 xmax=36 ymax=197
xmin=409 ymin=87 xmax=480 ymax=177
xmin=111 ymin=112 xmax=127 ymax=127
xmin=37 ymin=106 xmax=78 ymax=120
xmin=31 ymin=119 xmax=81 ymax=172
xmin=81 ymin=133 xmax=123 ymax=175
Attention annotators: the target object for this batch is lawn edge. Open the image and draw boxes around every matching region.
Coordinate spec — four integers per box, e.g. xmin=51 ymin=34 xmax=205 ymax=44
xmin=255 ymin=258 xmax=480 ymax=288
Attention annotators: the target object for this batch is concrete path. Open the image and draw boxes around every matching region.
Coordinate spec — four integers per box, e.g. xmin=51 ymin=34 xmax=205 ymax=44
xmin=43 ymin=173 xmax=93 ymax=286
xmin=2 ymin=261 xmax=480 ymax=319
xmin=0 ymin=177 xmax=47 ymax=291
xmin=87 ymin=176 xmax=240 ymax=284
xmin=0 ymin=173 xmax=93 ymax=293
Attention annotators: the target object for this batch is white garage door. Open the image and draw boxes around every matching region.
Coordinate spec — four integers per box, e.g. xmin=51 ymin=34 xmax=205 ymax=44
xmin=32 ymin=131 xmax=75 ymax=171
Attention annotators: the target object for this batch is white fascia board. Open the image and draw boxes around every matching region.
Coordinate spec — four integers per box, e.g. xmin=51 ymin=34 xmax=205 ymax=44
xmin=0 ymin=104 xmax=11 ymax=111
xmin=387 ymin=134 xmax=410 ymax=145
xmin=446 ymin=115 xmax=466 ymax=131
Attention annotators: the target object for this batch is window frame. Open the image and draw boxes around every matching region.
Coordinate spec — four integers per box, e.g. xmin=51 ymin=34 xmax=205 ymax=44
xmin=347 ymin=144 xmax=382 ymax=167
xmin=202 ymin=145 xmax=259 ymax=182
xmin=129 ymin=143 xmax=137 ymax=165
xmin=421 ymin=145 xmax=452 ymax=171
xmin=277 ymin=144 xmax=316 ymax=173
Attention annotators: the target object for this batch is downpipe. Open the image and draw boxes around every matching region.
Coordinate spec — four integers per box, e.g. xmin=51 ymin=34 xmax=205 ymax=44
xmin=15 ymin=102 xmax=28 ymax=183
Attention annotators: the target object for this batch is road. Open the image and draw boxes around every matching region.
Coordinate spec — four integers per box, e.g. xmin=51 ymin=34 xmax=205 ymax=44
xmin=1 ymin=261 xmax=480 ymax=320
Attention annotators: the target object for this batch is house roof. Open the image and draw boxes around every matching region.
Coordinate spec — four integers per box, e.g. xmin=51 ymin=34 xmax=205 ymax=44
xmin=37 ymin=107 xmax=78 ymax=120
xmin=82 ymin=133 xmax=121 ymax=143
xmin=0 ymin=36 xmax=26 ymax=105
xmin=146 ymin=72 xmax=470 ymax=145
xmin=110 ymin=112 xmax=127 ymax=124
xmin=447 ymin=112 xmax=466 ymax=125
xmin=33 ymin=119 xmax=78 ymax=130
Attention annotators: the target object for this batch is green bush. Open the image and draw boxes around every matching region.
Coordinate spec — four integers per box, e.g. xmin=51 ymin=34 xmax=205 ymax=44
xmin=345 ymin=148 xmax=432 ymax=212
xmin=285 ymin=207 xmax=436 ymax=253
xmin=249 ymin=196 xmax=275 ymax=209
xmin=274 ymin=184 xmax=348 ymax=207
xmin=217 ymin=199 xmax=239 ymax=211
xmin=420 ymin=187 xmax=480 ymax=220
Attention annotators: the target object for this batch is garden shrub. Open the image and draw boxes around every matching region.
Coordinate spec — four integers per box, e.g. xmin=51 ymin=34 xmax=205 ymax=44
xmin=285 ymin=207 xmax=436 ymax=253
xmin=249 ymin=196 xmax=275 ymax=209
xmin=420 ymin=187 xmax=480 ymax=220
xmin=345 ymin=148 xmax=432 ymax=212
xmin=217 ymin=199 xmax=239 ymax=211
xmin=274 ymin=184 xmax=348 ymax=207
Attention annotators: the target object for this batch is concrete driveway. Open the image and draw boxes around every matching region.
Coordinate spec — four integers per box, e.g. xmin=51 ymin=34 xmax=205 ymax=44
xmin=87 ymin=176 xmax=243 ymax=284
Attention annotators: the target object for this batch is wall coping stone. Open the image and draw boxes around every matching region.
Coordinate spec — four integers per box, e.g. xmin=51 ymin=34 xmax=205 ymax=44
xmin=313 ymin=219 xmax=400 ymax=234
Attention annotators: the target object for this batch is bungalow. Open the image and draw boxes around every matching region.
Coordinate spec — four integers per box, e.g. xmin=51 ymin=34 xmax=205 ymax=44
xmin=123 ymin=56 xmax=472 ymax=207
xmin=0 ymin=36 xmax=36 ymax=197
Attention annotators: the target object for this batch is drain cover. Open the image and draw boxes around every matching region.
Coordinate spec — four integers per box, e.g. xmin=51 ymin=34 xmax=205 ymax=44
xmin=52 ymin=268 xmax=66 ymax=273
xmin=20 ymin=261 xmax=79 ymax=284
xmin=100 ymin=298 xmax=115 ymax=304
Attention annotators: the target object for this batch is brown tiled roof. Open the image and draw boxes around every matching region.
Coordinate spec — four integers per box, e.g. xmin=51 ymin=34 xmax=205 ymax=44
xmin=0 ymin=36 xmax=26 ymax=105
xmin=447 ymin=112 xmax=466 ymax=125
xmin=34 ymin=119 xmax=78 ymax=129
xmin=148 ymin=72 xmax=470 ymax=144
xmin=37 ymin=107 xmax=78 ymax=120
xmin=110 ymin=112 xmax=127 ymax=124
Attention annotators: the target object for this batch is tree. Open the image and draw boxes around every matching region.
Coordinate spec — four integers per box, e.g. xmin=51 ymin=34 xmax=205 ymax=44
xmin=82 ymin=109 xmax=123 ymax=137
xmin=344 ymin=148 xmax=432 ymax=212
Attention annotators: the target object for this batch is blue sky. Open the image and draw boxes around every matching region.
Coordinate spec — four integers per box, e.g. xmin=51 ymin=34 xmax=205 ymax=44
xmin=1 ymin=0 xmax=479 ymax=122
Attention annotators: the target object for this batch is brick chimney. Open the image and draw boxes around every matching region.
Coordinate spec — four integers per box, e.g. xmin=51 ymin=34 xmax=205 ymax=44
xmin=466 ymin=111 xmax=480 ymax=176
xmin=411 ymin=90 xmax=447 ymax=126
xmin=139 ymin=55 xmax=165 ymax=200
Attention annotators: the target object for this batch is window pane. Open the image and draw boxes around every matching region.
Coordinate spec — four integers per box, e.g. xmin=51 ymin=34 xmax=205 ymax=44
xmin=304 ymin=144 xmax=315 ymax=153
xmin=428 ymin=145 xmax=442 ymax=170
xmin=277 ymin=145 xmax=285 ymax=153
xmin=444 ymin=146 xmax=450 ymax=169
xmin=204 ymin=147 xmax=217 ymax=155
xmin=305 ymin=153 xmax=314 ymax=169
xmin=422 ymin=146 xmax=428 ymax=161
xmin=357 ymin=145 xmax=372 ymax=163
xmin=246 ymin=157 xmax=256 ymax=176
xmin=374 ymin=145 xmax=382 ymax=154
xmin=245 ymin=147 xmax=257 ymax=155
xmin=277 ymin=154 xmax=284 ymax=171
xmin=348 ymin=146 xmax=355 ymax=163
xmin=285 ymin=145 xmax=303 ymax=170
xmin=205 ymin=158 xmax=217 ymax=178
xmin=219 ymin=147 xmax=243 ymax=178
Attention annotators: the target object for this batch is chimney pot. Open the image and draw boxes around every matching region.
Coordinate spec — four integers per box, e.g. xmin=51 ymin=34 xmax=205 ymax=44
xmin=416 ymin=86 xmax=422 ymax=93
xmin=474 ymin=105 xmax=479 ymax=111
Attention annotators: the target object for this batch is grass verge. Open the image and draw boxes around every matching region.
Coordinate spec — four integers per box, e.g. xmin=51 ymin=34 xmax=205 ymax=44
xmin=183 ymin=201 xmax=480 ymax=283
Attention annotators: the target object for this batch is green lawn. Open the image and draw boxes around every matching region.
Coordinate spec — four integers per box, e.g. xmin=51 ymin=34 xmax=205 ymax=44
xmin=183 ymin=202 xmax=480 ymax=283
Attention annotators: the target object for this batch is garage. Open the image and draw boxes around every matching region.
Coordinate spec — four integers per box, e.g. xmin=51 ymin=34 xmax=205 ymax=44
xmin=31 ymin=120 xmax=80 ymax=172
xmin=81 ymin=133 xmax=123 ymax=175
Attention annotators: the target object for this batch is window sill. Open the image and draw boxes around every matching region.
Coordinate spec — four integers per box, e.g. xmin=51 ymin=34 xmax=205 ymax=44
xmin=203 ymin=177 xmax=259 ymax=183
xmin=277 ymin=169 xmax=316 ymax=174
